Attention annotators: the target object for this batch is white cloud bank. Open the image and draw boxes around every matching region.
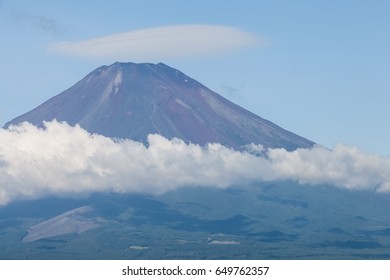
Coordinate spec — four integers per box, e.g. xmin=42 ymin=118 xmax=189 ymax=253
xmin=1 ymin=121 xmax=390 ymax=205
xmin=48 ymin=24 xmax=263 ymax=61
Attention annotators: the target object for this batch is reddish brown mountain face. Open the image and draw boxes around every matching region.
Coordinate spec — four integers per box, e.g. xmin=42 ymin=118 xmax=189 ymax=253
xmin=4 ymin=62 xmax=314 ymax=151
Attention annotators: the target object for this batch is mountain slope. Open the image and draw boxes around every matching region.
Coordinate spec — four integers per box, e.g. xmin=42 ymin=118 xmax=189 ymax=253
xmin=4 ymin=62 xmax=314 ymax=150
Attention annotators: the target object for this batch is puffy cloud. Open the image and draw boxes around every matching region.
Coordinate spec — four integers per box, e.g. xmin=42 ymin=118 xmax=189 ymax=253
xmin=0 ymin=121 xmax=389 ymax=205
xmin=48 ymin=24 xmax=263 ymax=61
xmin=267 ymin=146 xmax=390 ymax=191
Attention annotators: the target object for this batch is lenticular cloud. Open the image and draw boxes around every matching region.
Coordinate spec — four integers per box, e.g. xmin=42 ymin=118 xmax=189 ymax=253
xmin=0 ymin=121 xmax=390 ymax=205
xmin=48 ymin=24 xmax=263 ymax=61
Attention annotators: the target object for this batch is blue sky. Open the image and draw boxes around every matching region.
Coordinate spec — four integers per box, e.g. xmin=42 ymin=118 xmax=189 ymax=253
xmin=1 ymin=0 xmax=390 ymax=155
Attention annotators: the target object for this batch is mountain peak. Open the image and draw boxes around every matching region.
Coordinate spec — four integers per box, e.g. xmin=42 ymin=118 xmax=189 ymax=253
xmin=4 ymin=62 xmax=314 ymax=151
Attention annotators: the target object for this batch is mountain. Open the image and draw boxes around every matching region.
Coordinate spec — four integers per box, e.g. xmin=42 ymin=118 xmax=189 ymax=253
xmin=4 ymin=62 xmax=314 ymax=151
xmin=3 ymin=183 xmax=390 ymax=259
xmin=3 ymin=62 xmax=390 ymax=260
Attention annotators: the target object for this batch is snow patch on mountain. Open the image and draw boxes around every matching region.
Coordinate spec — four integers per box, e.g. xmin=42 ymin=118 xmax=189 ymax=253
xmin=113 ymin=70 xmax=123 ymax=93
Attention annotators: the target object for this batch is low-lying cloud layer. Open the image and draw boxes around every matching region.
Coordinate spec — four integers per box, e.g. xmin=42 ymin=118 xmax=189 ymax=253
xmin=48 ymin=24 xmax=263 ymax=61
xmin=0 ymin=121 xmax=389 ymax=205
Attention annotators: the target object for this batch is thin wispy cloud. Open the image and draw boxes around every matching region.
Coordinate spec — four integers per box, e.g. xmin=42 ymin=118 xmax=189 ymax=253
xmin=48 ymin=24 xmax=264 ymax=61
xmin=9 ymin=7 xmax=63 ymax=36
xmin=0 ymin=121 xmax=389 ymax=206
xmin=34 ymin=16 xmax=63 ymax=36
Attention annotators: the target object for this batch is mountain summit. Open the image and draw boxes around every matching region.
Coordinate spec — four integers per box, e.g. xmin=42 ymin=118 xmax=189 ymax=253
xmin=4 ymin=62 xmax=313 ymax=150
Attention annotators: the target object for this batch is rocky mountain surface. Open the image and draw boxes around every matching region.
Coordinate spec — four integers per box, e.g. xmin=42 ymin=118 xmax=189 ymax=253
xmin=4 ymin=62 xmax=314 ymax=151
